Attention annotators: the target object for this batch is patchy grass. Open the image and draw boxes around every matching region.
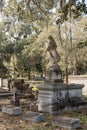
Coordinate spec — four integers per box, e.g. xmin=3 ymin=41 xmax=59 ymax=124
xmin=0 ymin=98 xmax=87 ymax=130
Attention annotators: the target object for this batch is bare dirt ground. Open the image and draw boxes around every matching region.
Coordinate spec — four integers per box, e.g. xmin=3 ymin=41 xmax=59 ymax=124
xmin=0 ymin=98 xmax=87 ymax=130
xmin=0 ymin=98 xmax=55 ymax=130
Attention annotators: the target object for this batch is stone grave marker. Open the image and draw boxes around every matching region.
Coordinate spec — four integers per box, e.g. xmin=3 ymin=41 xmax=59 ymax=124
xmin=2 ymin=105 xmax=22 ymax=115
xmin=51 ymin=116 xmax=80 ymax=130
xmin=2 ymin=79 xmax=22 ymax=115
xmin=22 ymin=111 xmax=45 ymax=123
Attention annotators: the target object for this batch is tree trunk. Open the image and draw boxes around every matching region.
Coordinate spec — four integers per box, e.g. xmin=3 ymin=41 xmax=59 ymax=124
xmin=73 ymin=64 xmax=77 ymax=75
xmin=58 ymin=24 xmax=63 ymax=45
xmin=65 ymin=65 xmax=68 ymax=83
xmin=28 ymin=69 xmax=31 ymax=80
xmin=65 ymin=55 xmax=68 ymax=84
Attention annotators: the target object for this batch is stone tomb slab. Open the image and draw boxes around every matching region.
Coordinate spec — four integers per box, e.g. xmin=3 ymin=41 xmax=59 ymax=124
xmin=22 ymin=111 xmax=45 ymax=123
xmin=2 ymin=105 xmax=22 ymax=115
xmin=51 ymin=116 xmax=80 ymax=130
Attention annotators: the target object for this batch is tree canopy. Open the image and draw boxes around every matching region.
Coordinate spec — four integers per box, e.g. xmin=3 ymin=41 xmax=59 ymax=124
xmin=0 ymin=0 xmax=87 ymax=79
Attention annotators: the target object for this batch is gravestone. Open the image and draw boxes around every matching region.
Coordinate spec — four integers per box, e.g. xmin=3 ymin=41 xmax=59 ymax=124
xmin=38 ymin=36 xmax=85 ymax=114
xmin=10 ymin=82 xmax=20 ymax=106
xmin=22 ymin=111 xmax=45 ymax=123
xmin=2 ymin=79 xmax=22 ymax=115
xmin=2 ymin=79 xmax=8 ymax=89
xmin=51 ymin=116 xmax=80 ymax=130
xmin=2 ymin=105 xmax=22 ymax=115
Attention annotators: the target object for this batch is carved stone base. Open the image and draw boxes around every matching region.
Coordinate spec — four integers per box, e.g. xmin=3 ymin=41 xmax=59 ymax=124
xmin=45 ymin=79 xmax=63 ymax=84
xmin=38 ymin=83 xmax=85 ymax=114
xmin=45 ymin=65 xmax=63 ymax=83
xmin=52 ymin=116 xmax=80 ymax=130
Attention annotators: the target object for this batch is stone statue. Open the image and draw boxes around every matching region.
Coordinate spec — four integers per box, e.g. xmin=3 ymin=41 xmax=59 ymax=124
xmin=45 ymin=36 xmax=63 ymax=83
xmin=47 ymin=36 xmax=60 ymax=67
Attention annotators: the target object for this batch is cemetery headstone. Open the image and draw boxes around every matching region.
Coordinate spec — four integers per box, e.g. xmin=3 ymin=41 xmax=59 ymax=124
xmin=2 ymin=79 xmax=22 ymax=115
xmin=51 ymin=116 xmax=80 ymax=130
xmin=10 ymin=80 xmax=20 ymax=106
xmin=22 ymin=111 xmax=45 ymax=123
xmin=2 ymin=105 xmax=22 ymax=115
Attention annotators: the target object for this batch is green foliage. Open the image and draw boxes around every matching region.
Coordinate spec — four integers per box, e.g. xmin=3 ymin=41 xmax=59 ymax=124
xmin=0 ymin=0 xmax=87 ymax=78
xmin=77 ymin=39 xmax=87 ymax=48
xmin=57 ymin=0 xmax=87 ymax=22
xmin=76 ymin=0 xmax=87 ymax=14
xmin=0 ymin=61 xmax=8 ymax=78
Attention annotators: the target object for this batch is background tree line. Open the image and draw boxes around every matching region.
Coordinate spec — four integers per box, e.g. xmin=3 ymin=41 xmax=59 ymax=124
xmin=0 ymin=0 xmax=87 ymax=81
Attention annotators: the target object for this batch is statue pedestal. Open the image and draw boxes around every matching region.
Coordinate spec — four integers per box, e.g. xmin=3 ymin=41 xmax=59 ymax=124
xmin=45 ymin=65 xmax=63 ymax=83
xmin=38 ymin=83 xmax=85 ymax=114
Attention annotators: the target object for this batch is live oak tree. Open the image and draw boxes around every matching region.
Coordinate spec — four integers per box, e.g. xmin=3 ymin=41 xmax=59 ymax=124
xmin=55 ymin=0 xmax=87 ymax=83
xmin=0 ymin=0 xmax=87 ymax=79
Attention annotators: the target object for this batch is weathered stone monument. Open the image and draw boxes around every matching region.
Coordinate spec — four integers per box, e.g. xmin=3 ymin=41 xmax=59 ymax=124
xmin=2 ymin=79 xmax=22 ymax=115
xmin=10 ymin=80 xmax=20 ymax=106
xmin=38 ymin=36 xmax=85 ymax=114
xmin=22 ymin=111 xmax=45 ymax=123
xmin=52 ymin=116 xmax=80 ymax=130
xmin=45 ymin=36 xmax=63 ymax=83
